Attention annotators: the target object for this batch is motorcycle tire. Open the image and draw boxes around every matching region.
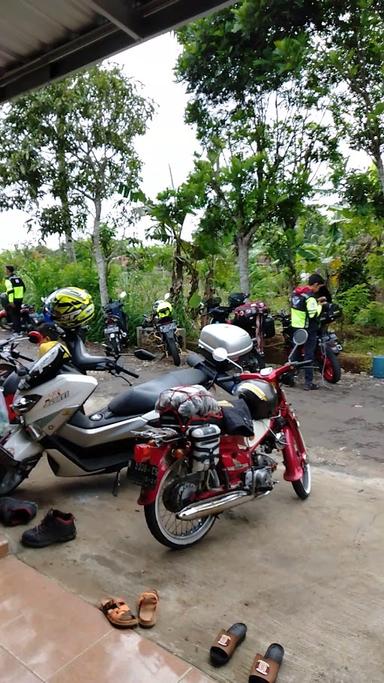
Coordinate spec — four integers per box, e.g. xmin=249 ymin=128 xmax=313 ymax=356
xmin=0 ymin=466 xmax=26 ymax=496
xmin=144 ymin=463 xmax=215 ymax=549
xmin=318 ymin=348 xmax=341 ymax=384
xmin=165 ymin=335 xmax=181 ymax=366
xmin=108 ymin=336 xmax=120 ymax=357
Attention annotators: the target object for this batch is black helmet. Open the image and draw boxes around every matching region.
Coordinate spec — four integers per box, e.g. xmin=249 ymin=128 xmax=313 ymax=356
xmin=234 ymin=379 xmax=278 ymax=419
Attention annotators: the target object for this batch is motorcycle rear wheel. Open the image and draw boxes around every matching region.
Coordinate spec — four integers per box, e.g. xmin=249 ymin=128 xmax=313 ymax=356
xmin=144 ymin=462 xmax=215 ymax=549
xmin=165 ymin=335 xmax=181 ymax=366
xmin=319 ymin=348 xmax=341 ymax=384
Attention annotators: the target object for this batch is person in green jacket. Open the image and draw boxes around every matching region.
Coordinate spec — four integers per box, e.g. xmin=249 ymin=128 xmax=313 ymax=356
xmin=291 ymin=273 xmax=327 ymax=390
xmin=4 ymin=265 xmax=26 ymax=333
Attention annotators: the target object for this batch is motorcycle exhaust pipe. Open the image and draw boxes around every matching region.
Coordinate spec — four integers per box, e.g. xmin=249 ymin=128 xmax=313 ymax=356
xmin=176 ymin=489 xmax=270 ymax=521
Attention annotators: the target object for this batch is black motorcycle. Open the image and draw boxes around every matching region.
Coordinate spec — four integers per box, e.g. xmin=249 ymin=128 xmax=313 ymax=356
xmin=142 ymin=296 xmax=181 ymax=366
xmin=103 ymin=293 xmax=128 ymax=357
xmin=276 ymin=302 xmax=343 ymax=384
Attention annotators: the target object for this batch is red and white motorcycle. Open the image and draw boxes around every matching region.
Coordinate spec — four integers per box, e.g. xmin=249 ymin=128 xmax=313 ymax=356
xmin=132 ymin=325 xmax=312 ymax=549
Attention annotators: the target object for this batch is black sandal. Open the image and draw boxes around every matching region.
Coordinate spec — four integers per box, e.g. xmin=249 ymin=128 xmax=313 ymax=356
xmin=209 ymin=622 xmax=247 ymax=666
xmin=249 ymin=643 xmax=284 ymax=682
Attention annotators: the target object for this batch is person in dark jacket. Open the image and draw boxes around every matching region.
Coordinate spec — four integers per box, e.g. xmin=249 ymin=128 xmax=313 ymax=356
xmin=4 ymin=265 xmax=26 ymax=333
xmin=290 ymin=273 xmax=327 ymax=390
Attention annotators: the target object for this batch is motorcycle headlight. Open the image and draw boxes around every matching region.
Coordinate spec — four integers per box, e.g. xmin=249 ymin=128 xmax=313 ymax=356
xmin=12 ymin=394 xmax=41 ymax=415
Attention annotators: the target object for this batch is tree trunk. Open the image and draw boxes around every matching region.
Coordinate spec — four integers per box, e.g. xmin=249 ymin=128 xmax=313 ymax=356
xmin=93 ymin=198 xmax=109 ymax=307
xmin=374 ymin=152 xmax=384 ymax=196
xmin=64 ymin=227 xmax=76 ymax=262
xmin=171 ymin=241 xmax=184 ymax=303
xmin=237 ymin=234 xmax=250 ymax=293
xmin=57 ymin=112 xmax=76 ymax=263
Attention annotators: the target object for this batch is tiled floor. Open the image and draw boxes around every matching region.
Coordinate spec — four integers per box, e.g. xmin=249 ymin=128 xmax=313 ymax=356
xmin=0 ymin=552 xmax=215 ymax=683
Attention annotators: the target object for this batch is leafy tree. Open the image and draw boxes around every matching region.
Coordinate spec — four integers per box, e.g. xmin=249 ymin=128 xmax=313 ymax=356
xmin=0 ymin=65 xmax=154 ymax=305
xmin=176 ymin=4 xmax=341 ymax=291
xmin=316 ymin=0 xmax=384 ymax=194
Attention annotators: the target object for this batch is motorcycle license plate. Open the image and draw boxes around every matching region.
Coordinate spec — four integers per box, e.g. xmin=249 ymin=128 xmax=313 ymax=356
xmin=107 ymin=326 xmax=120 ymax=333
xmin=159 ymin=323 xmax=176 ymax=333
xmin=127 ymin=460 xmax=158 ymax=488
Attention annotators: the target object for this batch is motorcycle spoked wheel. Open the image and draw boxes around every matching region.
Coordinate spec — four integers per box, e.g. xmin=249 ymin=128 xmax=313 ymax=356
xmin=0 ymin=466 xmax=26 ymax=496
xmin=317 ymin=348 xmax=341 ymax=384
xmin=144 ymin=461 xmax=215 ymax=549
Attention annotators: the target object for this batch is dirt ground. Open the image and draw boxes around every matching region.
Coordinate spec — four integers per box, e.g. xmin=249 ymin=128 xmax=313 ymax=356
xmin=3 ymin=339 xmax=384 ymax=682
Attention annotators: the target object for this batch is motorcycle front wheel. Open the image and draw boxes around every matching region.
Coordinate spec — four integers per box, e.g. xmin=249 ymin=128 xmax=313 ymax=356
xmin=144 ymin=462 xmax=215 ymax=549
xmin=0 ymin=466 xmax=26 ymax=496
xmin=164 ymin=335 xmax=181 ymax=366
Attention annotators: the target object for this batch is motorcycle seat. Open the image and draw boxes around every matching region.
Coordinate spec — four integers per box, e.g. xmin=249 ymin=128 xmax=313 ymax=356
xmin=66 ymin=336 xmax=113 ymax=372
xmin=108 ymin=368 xmax=209 ymax=416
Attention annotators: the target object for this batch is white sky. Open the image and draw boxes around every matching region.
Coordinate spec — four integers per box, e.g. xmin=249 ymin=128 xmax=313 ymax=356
xmin=0 ymin=32 xmax=199 ymax=251
xmin=0 ymin=30 xmax=370 ymax=252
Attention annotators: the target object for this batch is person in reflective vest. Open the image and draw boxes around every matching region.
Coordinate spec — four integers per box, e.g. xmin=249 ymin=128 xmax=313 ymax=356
xmin=290 ymin=273 xmax=326 ymax=390
xmin=4 ymin=265 xmax=26 ymax=333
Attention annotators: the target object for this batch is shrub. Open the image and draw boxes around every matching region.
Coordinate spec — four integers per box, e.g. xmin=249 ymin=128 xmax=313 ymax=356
xmin=355 ymin=302 xmax=384 ymax=330
xmin=336 ymin=284 xmax=372 ymax=324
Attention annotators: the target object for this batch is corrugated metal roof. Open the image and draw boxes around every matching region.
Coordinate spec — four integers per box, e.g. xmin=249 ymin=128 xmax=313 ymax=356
xmin=0 ymin=0 xmax=234 ymax=102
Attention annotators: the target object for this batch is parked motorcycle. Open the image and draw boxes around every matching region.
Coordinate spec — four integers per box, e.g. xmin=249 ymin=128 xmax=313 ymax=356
xmin=104 ymin=292 xmax=128 ymax=357
xmin=131 ymin=323 xmax=312 ymax=549
xmin=0 ymin=340 xmax=209 ymax=496
xmin=0 ymin=299 xmax=43 ymax=332
xmin=142 ymin=294 xmax=181 ymax=366
xmin=275 ymin=302 xmax=343 ymax=384
xmin=203 ymin=293 xmax=275 ymax=371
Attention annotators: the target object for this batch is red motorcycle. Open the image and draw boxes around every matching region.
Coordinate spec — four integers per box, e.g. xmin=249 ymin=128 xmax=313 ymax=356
xmin=131 ymin=329 xmax=311 ymax=549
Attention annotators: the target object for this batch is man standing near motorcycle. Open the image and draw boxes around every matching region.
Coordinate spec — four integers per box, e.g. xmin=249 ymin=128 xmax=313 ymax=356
xmin=291 ymin=273 xmax=327 ymax=390
xmin=4 ymin=265 xmax=26 ymax=334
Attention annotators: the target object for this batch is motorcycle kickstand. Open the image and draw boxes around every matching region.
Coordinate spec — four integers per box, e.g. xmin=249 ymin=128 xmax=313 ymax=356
xmin=112 ymin=469 xmax=122 ymax=497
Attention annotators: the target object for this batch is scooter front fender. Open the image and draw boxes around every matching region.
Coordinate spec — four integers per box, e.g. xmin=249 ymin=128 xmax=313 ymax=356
xmin=0 ymin=427 xmax=42 ymax=466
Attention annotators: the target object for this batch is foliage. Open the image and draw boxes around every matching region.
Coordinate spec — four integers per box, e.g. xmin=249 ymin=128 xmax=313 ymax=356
xmin=354 ymin=302 xmax=384 ymax=330
xmin=336 ymin=284 xmax=372 ymax=323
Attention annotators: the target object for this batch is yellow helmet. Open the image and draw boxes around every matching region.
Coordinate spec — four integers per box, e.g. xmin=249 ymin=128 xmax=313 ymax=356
xmin=153 ymin=299 xmax=173 ymax=319
xmin=44 ymin=287 xmax=95 ymax=329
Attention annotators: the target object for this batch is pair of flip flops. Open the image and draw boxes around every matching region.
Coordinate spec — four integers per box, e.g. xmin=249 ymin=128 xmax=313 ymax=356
xmin=99 ymin=590 xmax=159 ymax=629
xmin=210 ymin=623 xmax=284 ymax=682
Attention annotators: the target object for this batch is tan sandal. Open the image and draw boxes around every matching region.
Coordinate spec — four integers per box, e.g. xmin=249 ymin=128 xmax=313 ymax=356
xmin=137 ymin=589 xmax=159 ymax=628
xmin=99 ymin=597 xmax=138 ymax=628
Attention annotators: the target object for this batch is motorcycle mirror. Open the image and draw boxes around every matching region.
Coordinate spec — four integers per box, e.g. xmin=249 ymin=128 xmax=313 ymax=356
xmin=28 ymin=331 xmax=43 ymax=345
xmin=134 ymin=349 xmax=156 ymax=361
xmin=292 ymin=329 xmax=308 ymax=346
xmin=212 ymin=347 xmax=228 ymax=363
xmin=119 ymin=291 xmax=127 ymax=299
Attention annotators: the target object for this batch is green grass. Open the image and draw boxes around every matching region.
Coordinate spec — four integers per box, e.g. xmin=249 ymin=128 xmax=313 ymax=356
xmin=342 ymin=335 xmax=384 ymax=356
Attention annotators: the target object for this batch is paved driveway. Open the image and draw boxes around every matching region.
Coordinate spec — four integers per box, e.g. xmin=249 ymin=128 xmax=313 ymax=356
xmin=3 ymin=338 xmax=384 ymax=682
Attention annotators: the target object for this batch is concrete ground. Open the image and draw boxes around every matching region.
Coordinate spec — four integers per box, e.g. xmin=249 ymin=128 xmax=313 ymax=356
xmin=3 ymin=339 xmax=384 ymax=682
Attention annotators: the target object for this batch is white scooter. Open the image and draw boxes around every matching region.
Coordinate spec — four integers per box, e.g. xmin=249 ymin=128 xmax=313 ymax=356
xmin=0 ymin=343 xmax=210 ymax=496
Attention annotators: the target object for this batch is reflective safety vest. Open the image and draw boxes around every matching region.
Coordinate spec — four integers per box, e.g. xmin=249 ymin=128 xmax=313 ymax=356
xmin=291 ymin=290 xmax=321 ymax=329
xmin=5 ymin=275 xmax=25 ymax=304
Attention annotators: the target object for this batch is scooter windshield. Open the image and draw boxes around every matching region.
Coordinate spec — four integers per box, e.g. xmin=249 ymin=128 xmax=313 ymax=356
xmin=19 ymin=344 xmax=67 ymax=390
